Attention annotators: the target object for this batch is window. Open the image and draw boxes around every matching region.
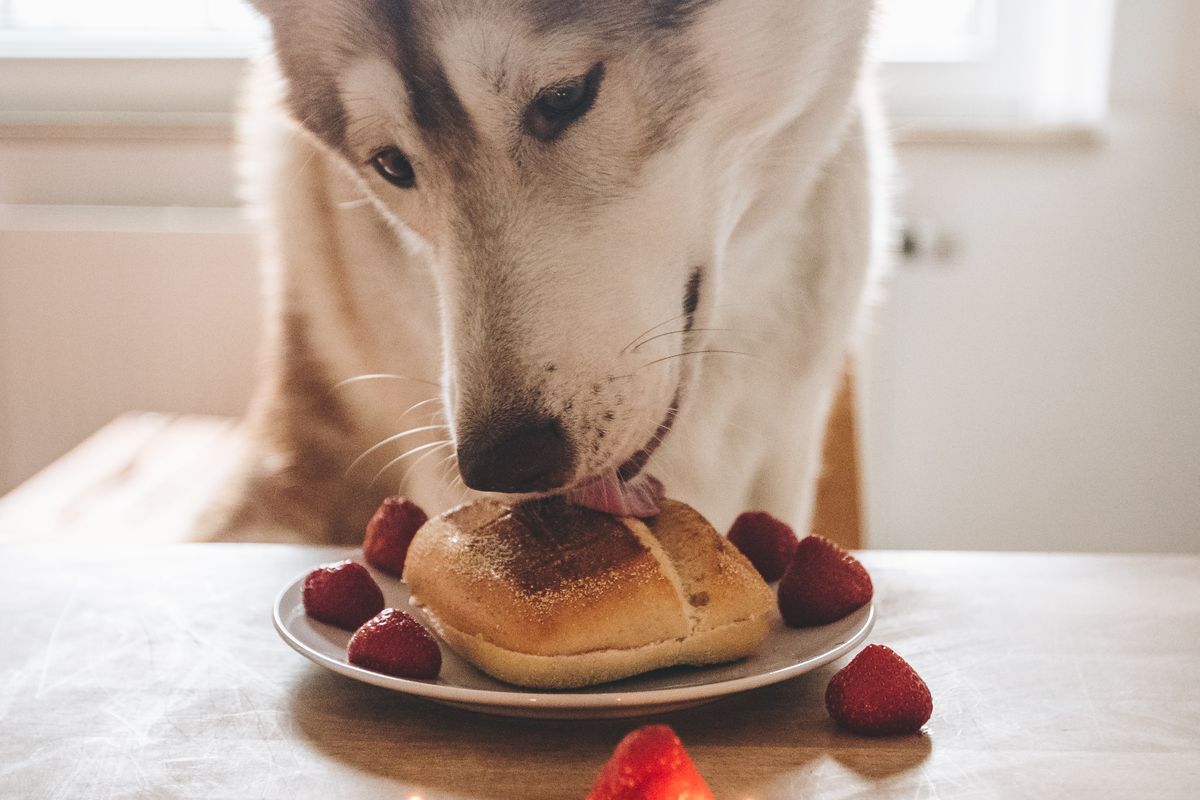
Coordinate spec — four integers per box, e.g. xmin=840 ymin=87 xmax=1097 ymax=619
xmin=0 ymin=0 xmax=263 ymax=128
xmin=878 ymin=0 xmax=1116 ymax=132
xmin=1 ymin=0 xmax=1115 ymax=130
xmin=0 ymin=0 xmax=261 ymax=57
xmin=876 ymin=0 xmax=997 ymax=64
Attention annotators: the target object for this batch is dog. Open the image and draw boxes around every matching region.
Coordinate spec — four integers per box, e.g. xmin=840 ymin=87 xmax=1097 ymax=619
xmin=202 ymin=0 xmax=888 ymax=545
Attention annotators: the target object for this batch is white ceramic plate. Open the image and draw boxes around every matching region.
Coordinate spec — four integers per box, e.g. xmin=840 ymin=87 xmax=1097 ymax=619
xmin=274 ymin=559 xmax=874 ymax=719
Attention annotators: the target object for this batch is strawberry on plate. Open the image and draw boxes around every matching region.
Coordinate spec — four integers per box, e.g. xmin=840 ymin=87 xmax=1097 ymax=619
xmin=347 ymin=608 xmax=442 ymax=680
xmin=586 ymin=724 xmax=714 ymax=800
xmin=302 ymin=560 xmax=385 ymax=631
xmin=826 ymin=644 xmax=933 ymax=736
xmin=363 ymin=496 xmax=428 ymax=576
xmin=726 ymin=511 xmax=799 ymax=582
xmin=778 ymin=535 xmax=873 ymax=627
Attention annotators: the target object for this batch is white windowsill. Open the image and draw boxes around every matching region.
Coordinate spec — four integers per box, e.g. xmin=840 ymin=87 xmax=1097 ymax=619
xmin=0 ymin=106 xmax=1105 ymax=149
xmin=891 ymin=119 xmax=1106 ymax=147
xmin=0 ymin=204 xmax=251 ymax=235
xmin=0 ymin=110 xmax=236 ymax=141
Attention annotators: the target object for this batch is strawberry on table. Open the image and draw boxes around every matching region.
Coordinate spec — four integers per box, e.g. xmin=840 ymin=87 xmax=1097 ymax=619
xmin=825 ymin=644 xmax=933 ymax=736
xmin=363 ymin=496 xmax=428 ymax=576
xmin=586 ymin=724 xmax=714 ymax=800
xmin=302 ymin=560 xmax=385 ymax=631
xmin=726 ymin=511 xmax=799 ymax=582
xmin=347 ymin=608 xmax=442 ymax=680
xmin=777 ymin=535 xmax=873 ymax=627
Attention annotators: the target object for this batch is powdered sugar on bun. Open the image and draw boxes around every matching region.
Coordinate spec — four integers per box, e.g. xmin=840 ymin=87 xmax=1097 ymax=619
xmin=403 ymin=497 xmax=773 ymax=688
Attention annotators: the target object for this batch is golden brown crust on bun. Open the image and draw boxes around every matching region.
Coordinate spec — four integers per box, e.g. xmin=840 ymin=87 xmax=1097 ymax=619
xmin=403 ymin=497 xmax=772 ymax=688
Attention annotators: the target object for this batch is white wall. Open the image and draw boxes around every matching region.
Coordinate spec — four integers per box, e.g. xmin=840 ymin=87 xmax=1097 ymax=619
xmin=860 ymin=0 xmax=1200 ymax=552
xmin=1 ymin=1 xmax=1197 ymax=552
xmin=0 ymin=210 xmax=258 ymax=493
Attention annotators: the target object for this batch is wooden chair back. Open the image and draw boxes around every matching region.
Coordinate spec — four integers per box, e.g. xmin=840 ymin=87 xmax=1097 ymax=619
xmin=812 ymin=365 xmax=863 ymax=549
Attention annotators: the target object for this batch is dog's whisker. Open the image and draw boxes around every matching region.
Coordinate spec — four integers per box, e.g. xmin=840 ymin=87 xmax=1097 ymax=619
xmin=397 ymin=441 xmax=457 ymax=491
xmin=394 ymin=396 xmax=445 ymax=423
xmin=631 ymin=327 xmax=741 ymax=352
xmin=345 ymin=424 xmax=451 ymax=478
xmin=640 ymin=427 xmax=680 ymax=475
xmin=636 ymin=349 xmax=757 ymax=372
xmin=334 ymin=373 xmax=440 ymax=390
xmin=618 ymin=301 xmax=765 ymax=356
xmin=433 ymin=451 xmax=460 ymax=485
xmin=278 ymin=131 xmax=325 ymax=200
xmin=620 ymin=312 xmax=692 ymax=355
xmin=342 ymin=113 xmax=391 ymax=141
xmin=369 ymin=440 xmax=454 ymax=488
xmin=434 ymin=448 xmax=458 ymax=467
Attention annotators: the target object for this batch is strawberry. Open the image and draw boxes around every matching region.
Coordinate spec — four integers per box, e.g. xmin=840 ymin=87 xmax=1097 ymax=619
xmin=777 ymin=535 xmax=873 ymax=627
xmin=726 ymin=511 xmax=799 ymax=582
xmin=347 ymin=608 xmax=441 ymax=680
xmin=825 ymin=644 xmax=933 ymax=736
xmin=362 ymin=496 xmax=428 ymax=576
xmin=586 ymin=725 xmax=714 ymax=800
xmin=302 ymin=560 xmax=385 ymax=631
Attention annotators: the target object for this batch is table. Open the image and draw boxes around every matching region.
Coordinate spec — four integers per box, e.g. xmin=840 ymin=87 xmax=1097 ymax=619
xmin=3 ymin=547 xmax=1198 ymax=799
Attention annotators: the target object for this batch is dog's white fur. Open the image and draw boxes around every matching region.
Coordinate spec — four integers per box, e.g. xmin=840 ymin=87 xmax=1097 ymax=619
xmin=204 ymin=0 xmax=887 ymax=543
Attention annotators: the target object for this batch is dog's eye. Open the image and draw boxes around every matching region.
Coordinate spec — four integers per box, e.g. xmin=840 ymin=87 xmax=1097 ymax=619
xmin=539 ymin=83 xmax=586 ymax=116
xmin=371 ymin=147 xmax=416 ymax=189
xmin=526 ymin=62 xmax=605 ymax=142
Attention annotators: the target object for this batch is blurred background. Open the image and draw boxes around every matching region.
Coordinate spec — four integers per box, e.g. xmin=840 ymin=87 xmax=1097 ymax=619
xmin=0 ymin=0 xmax=1196 ymax=552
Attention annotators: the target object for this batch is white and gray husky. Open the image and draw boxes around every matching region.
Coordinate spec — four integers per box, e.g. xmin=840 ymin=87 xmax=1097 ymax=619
xmin=205 ymin=0 xmax=888 ymax=544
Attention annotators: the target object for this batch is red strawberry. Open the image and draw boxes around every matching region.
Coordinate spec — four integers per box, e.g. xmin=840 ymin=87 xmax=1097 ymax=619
xmin=777 ymin=535 xmax=873 ymax=627
xmin=586 ymin=725 xmax=714 ymax=800
xmin=825 ymin=644 xmax=933 ymax=736
xmin=363 ymin=496 xmax=428 ymax=576
xmin=302 ymin=560 xmax=385 ymax=631
xmin=347 ymin=608 xmax=441 ymax=680
xmin=726 ymin=511 xmax=799 ymax=582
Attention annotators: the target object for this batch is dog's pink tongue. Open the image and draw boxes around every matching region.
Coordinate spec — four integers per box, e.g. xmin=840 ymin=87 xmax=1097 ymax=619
xmin=568 ymin=472 xmax=665 ymax=518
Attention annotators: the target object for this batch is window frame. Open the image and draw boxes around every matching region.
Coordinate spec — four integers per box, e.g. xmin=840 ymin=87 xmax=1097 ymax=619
xmin=880 ymin=0 xmax=1116 ymax=135
xmin=0 ymin=0 xmax=1115 ymax=128
xmin=0 ymin=0 xmax=1117 ymax=206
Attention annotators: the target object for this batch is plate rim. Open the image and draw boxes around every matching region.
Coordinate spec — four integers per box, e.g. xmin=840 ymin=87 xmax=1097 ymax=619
xmin=273 ymin=566 xmax=875 ymax=710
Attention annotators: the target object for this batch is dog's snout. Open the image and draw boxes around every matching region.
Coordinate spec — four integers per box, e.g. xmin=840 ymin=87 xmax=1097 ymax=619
xmin=458 ymin=416 xmax=574 ymax=494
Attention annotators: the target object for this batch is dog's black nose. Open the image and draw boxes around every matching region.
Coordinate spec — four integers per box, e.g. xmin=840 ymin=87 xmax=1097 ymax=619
xmin=457 ymin=417 xmax=574 ymax=494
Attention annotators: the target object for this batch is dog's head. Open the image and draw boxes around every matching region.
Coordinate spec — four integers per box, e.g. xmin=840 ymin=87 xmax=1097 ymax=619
xmin=252 ymin=0 xmax=873 ymax=513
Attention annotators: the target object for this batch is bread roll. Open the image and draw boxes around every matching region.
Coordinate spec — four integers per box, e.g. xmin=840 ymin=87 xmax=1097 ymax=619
xmin=402 ymin=497 xmax=773 ymax=688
